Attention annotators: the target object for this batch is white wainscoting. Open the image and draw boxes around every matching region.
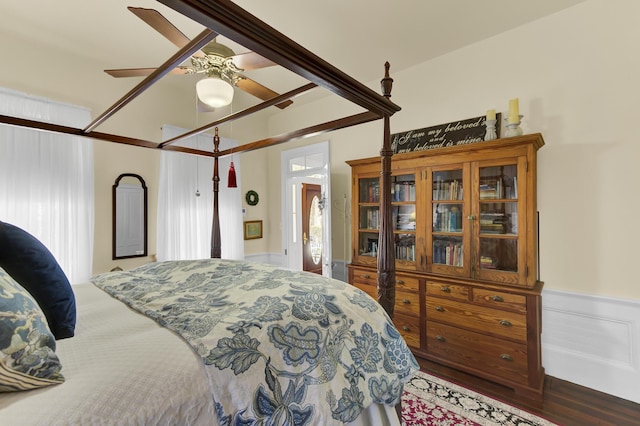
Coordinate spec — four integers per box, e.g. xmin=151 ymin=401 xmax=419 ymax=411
xmin=542 ymin=289 xmax=640 ymax=403
xmin=331 ymin=259 xmax=348 ymax=283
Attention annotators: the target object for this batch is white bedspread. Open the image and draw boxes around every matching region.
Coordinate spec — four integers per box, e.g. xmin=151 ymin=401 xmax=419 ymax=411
xmin=0 ymin=269 xmax=404 ymax=425
xmin=0 ymin=282 xmax=216 ymax=425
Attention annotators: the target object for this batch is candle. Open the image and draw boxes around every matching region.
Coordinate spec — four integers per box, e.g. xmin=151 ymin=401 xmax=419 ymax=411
xmin=486 ymin=109 xmax=496 ymax=121
xmin=508 ymin=98 xmax=520 ymax=124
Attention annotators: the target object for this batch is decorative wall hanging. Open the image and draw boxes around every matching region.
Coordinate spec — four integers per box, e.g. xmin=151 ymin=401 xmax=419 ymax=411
xmin=243 ymin=220 xmax=263 ymax=240
xmin=391 ymin=113 xmax=501 ymax=154
xmin=245 ymin=190 xmax=259 ymax=206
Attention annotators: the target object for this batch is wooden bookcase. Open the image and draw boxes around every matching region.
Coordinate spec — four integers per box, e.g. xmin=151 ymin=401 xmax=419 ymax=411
xmin=347 ymin=133 xmax=545 ymax=399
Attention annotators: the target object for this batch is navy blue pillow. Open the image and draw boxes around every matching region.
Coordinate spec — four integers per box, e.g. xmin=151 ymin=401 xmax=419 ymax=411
xmin=0 ymin=221 xmax=76 ymax=339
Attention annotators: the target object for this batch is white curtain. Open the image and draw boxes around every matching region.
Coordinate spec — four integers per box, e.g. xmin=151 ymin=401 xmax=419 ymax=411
xmin=0 ymin=88 xmax=94 ymax=284
xmin=157 ymin=125 xmax=243 ymax=260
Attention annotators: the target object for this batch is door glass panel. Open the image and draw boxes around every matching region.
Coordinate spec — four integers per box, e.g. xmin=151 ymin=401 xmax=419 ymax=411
xmin=392 ymin=174 xmax=415 ymax=202
xmin=395 ymin=234 xmax=415 ymax=261
xmin=309 ymin=195 xmax=322 ymax=265
xmin=393 ymin=205 xmax=416 ymax=231
xmin=480 ymin=202 xmax=518 ymax=235
xmin=359 ymin=206 xmax=379 ymax=230
xmin=479 ymin=164 xmax=517 ymax=200
xmin=359 ymin=232 xmax=379 ymax=257
xmin=433 ymin=236 xmax=463 ymax=266
xmin=433 ymin=170 xmax=463 ymax=200
xmin=479 ymin=238 xmax=517 ymax=272
xmin=359 ymin=177 xmax=379 ymax=202
xmin=433 ymin=203 xmax=463 ymax=232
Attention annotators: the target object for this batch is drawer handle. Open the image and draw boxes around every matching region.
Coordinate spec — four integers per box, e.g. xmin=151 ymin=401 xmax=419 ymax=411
xmin=397 ymin=279 xmax=405 ymax=285
xmin=440 ymin=286 xmax=451 ymax=293
xmin=500 ymin=353 xmax=514 ymax=361
xmin=402 ymin=326 xmax=411 ymax=332
xmin=435 ymin=306 xmax=445 ymax=312
xmin=402 ymin=299 xmax=411 ymax=304
xmin=491 ymin=295 xmax=504 ymax=302
xmin=499 ymin=320 xmax=512 ymax=327
xmin=435 ymin=335 xmax=446 ymax=342
xmin=362 ymin=274 xmax=370 ymax=279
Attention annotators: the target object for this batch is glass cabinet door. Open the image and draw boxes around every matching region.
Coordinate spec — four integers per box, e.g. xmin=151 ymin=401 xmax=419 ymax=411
xmin=429 ymin=166 xmax=469 ymax=277
xmin=355 ymin=176 xmax=380 ymax=265
xmin=474 ymin=161 xmax=524 ymax=283
xmin=392 ymin=173 xmax=417 ymax=269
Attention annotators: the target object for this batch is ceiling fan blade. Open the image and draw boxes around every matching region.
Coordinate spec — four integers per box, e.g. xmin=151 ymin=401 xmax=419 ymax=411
xmin=105 ymin=67 xmax=190 ymax=78
xmin=127 ymin=7 xmax=206 ymax=58
xmin=231 ymin=52 xmax=276 ymax=70
xmin=236 ymin=77 xmax=293 ymax=109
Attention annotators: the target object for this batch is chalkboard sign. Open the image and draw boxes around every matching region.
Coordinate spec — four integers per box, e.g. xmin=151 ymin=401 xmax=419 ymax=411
xmin=391 ymin=113 xmax=501 ymax=154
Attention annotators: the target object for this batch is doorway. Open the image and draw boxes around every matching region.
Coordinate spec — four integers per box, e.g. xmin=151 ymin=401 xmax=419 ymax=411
xmin=281 ymin=142 xmax=332 ymax=276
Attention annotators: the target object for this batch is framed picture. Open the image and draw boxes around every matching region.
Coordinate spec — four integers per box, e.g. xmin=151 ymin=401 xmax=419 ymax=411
xmin=243 ymin=220 xmax=263 ymax=240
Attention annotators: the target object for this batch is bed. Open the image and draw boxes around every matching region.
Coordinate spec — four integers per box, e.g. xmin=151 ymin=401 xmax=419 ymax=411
xmin=1 ymin=258 xmax=417 ymax=425
xmin=0 ymin=0 xmax=409 ymax=423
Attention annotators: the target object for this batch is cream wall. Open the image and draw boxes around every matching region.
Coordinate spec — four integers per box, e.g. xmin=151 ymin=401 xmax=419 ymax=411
xmin=252 ymin=0 xmax=640 ymax=301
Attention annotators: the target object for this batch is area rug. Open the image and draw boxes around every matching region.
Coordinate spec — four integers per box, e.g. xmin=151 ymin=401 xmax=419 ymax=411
xmin=402 ymin=370 xmax=557 ymax=425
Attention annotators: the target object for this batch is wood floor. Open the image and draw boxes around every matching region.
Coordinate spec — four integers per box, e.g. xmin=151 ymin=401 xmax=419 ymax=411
xmin=417 ymin=359 xmax=640 ymax=426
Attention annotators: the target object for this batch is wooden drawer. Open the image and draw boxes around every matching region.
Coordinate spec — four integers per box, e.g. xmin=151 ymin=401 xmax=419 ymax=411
xmin=426 ymin=298 xmax=527 ymax=343
xmin=426 ymin=280 xmax=469 ymax=301
xmin=353 ymin=282 xmax=377 ymax=301
xmin=426 ymin=321 xmax=529 ymax=384
xmin=395 ymin=275 xmax=419 ymax=292
xmin=394 ymin=312 xmax=421 ymax=349
xmin=472 ymin=288 xmax=527 ymax=312
xmin=395 ymin=289 xmax=420 ymax=316
xmin=351 ymin=268 xmax=377 ymax=286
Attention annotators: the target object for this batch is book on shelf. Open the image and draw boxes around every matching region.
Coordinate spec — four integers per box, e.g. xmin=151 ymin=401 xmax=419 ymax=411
xmin=433 ymin=176 xmax=463 ymax=201
xmin=367 ymin=183 xmax=380 ymax=202
xmin=433 ymin=241 xmax=463 ymax=266
xmin=480 ymin=255 xmax=497 ymax=269
xmin=366 ymin=209 xmax=379 ymax=229
xmin=434 ymin=207 xmax=462 ymax=232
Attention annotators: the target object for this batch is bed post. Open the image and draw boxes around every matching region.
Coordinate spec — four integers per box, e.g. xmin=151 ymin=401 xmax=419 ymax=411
xmin=377 ymin=62 xmax=396 ymax=318
xmin=211 ymin=128 xmax=222 ymax=258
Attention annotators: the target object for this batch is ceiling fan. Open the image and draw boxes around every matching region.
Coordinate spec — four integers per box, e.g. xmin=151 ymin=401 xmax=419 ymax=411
xmin=105 ymin=7 xmax=292 ymax=109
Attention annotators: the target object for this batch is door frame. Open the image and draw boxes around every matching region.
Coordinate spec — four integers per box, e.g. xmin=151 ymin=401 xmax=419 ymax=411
xmin=281 ymin=141 xmax=332 ymax=277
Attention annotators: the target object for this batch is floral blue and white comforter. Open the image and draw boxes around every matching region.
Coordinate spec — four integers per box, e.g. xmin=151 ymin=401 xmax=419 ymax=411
xmin=91 ymin=259 xmax=419 ymax=425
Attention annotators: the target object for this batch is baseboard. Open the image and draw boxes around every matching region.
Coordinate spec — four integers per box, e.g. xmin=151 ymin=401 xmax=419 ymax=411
xmin=542 ymin=289 xmax=640 ymax=403
xmin=244 ymin=252 xmax=283 ymax=266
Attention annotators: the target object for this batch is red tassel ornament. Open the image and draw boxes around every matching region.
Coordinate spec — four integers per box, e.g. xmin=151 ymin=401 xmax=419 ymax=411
xmin=228 ymin=161 xmax=237 ymax=188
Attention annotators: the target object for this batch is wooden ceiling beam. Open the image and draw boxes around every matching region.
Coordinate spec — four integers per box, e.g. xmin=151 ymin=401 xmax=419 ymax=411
xmin=217 ymin=111 xmax=381 ymax=157
xmin=159 ymin=82 xmax=317 ymax=148
xmin=83 ymin=28 xmax=217 ymax=133
xmin=158 ymin=0 xmax=401 ymax=117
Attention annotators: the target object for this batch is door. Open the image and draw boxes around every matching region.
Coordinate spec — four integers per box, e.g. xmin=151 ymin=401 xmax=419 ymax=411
xmin=302 ymin=183 xmax=322 ymax=274
xmin=281 ymin=141 xmax=332 ymax=277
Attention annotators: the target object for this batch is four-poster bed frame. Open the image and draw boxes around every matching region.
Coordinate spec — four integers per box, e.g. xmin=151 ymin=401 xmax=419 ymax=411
xmin=0 ymin=0 xmax=400 ymax=316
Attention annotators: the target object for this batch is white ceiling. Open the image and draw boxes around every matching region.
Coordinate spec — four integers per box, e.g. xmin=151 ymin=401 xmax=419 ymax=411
xmin=1 ymin=0 xmax=586 ymax=109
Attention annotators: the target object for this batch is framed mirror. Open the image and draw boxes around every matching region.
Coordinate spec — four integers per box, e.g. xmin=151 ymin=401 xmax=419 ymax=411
xmin=113 ymin=173 xmax=147 ymax=259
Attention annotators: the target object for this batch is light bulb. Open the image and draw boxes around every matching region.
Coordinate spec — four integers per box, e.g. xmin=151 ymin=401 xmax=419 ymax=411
xmin=196 ymin=77 xmax=234 ymax=108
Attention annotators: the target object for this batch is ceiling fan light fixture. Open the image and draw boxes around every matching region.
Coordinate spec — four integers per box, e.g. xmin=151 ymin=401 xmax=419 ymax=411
xmin=196 ymin=76 xmax=234 ymax=108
